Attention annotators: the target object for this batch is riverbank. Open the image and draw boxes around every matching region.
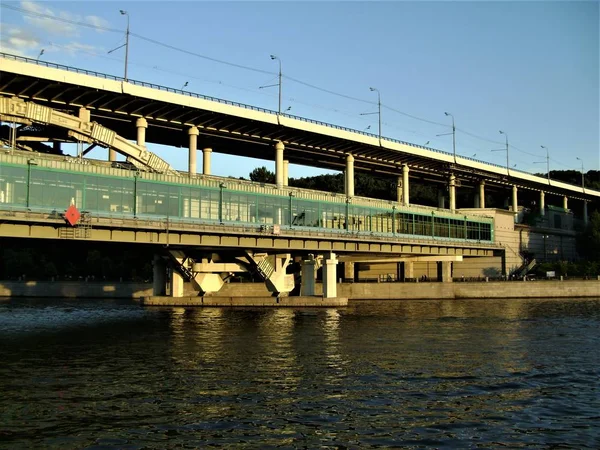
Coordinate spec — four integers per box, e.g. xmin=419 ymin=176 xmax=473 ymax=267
xmin=1 ymin=279 xmax=599 ymax=300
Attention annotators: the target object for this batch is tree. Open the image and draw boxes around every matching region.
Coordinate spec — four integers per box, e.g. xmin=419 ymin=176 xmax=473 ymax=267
xmin=249 ymin=167 xmax=275 ymax=183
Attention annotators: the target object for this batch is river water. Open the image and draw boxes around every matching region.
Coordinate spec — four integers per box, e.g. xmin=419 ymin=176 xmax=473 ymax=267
xmin=1 ymin=298 xmax=599 ymax=449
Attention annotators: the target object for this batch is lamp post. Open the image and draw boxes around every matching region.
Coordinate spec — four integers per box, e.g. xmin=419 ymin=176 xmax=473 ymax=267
xmin=539 ymin=145 xmax=550 ymax=182
xmin=108 ymin=10 xmax=130 ymax=81
xmin=492 ymin=130 xmax=509 ymax=173
xmin=36 ymin=49 xmax=45 ymax=61
xmin=271 ymin=54 xmax=282 ymax=117
xmin=360 ymin=87 xmax=381 ymax=145
xmin=436 ymin=112 xmax=456 ymax=163
xmin=576 ymin=157 xmax=585 ymax=192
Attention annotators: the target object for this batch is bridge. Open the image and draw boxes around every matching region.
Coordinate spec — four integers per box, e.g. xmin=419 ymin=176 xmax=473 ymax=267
xmin=0 ymin=53 xmax=597 ymax=299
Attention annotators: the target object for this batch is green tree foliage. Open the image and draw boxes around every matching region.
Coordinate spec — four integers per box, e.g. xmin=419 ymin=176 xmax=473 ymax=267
xmin=249 ymin=167 xmax=275 ymax=183
xmin=576 ymin=210 xmax=600 ymax=261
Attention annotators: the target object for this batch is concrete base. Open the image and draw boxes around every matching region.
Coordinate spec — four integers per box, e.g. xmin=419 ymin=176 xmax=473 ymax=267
xmin=142 ymin=295 xmax=348 ymax=307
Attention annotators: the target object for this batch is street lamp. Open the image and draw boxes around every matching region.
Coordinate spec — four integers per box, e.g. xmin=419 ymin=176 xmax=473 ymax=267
xmin=492 ymin=130 xmax=510 ymax=173
xmin=108 ymin=10 xmax=130 ymax=81
xmin=259 ymin=55 xmax=282 ymax=120
xmin=436 ymin=112 xmax=456 ymax=163
xmin=36 ymin=48 xmax=45 ymax=61
xmin=360 ymin=87 xmax=381 ymax=145
xmin=535 ymin=145 xmax=550 ymax=182
xmin=576 ymin=157 xmax=585 ymax=192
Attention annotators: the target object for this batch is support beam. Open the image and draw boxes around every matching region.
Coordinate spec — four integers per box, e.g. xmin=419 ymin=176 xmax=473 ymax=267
xmin=540 ymin=191 xmax=545 ymax=216
xmin=275 ymin=141 xmax=284 ymax=189
xmin=563 ymin=195 xmax=568 ymax=211
xmin=322 ymin=252 xmax=338 ymax=298
xmin=202 ymin=147 xmax=212 ymax=175
xmin=479 ymin=181 xmax=485 ymax=208
xmin=136 ymin=117 xmax=148 ymax=147
xmin=449 ymin=174 xmax=456 ymax=212
xmin=402 ymin=164 xmax=410 ymax=206
xmin=346 ymin=154 xmax=354 ymax=198
xmin=283 ymin=160 xmax=289 ymax=187
xmin=188 ymin=126 xmax=199 ymax=176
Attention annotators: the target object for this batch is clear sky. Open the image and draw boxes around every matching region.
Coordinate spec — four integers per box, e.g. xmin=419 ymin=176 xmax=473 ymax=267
xmin=1 ymin=1 xmax=598 ymax=180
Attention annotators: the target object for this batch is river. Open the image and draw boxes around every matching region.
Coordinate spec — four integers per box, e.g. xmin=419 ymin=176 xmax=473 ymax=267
xmin=1 ymin=298 xmax=599 ymax=449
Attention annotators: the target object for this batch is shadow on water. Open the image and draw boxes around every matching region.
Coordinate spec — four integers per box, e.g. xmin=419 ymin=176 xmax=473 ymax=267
xmin=0 ymin=297 xmax=599 ymax=448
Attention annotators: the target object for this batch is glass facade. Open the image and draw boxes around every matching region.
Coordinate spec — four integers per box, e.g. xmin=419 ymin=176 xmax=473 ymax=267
xmin=0 ymin=162 xmax=494 ymax=243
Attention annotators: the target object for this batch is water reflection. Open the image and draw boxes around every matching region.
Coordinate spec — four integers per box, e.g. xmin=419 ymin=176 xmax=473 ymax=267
xmin=0 ymin=298 xmax=598 ymax=448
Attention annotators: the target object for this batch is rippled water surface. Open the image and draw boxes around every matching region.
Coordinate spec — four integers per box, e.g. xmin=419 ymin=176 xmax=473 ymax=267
xmin=1 ymin=297 xmax=600 ymax=449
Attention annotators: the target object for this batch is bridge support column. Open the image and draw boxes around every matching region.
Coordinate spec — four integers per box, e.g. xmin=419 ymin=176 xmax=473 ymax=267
xmin=540 ymin=191 xmax=545 ymax=216
xmin=136 ymin=118 xmax=148 ymax=147
xmin=275 ymin=141 xmax=284 ymax=188
xmin=188 ymin=126 xmax=199 ymax=176
xmin=152 ymin=255 xmax=166 ymax=296
xmin=512 ymin=185 xmax=518 ymax=219
xmin=283 ymin=160 xmax=289 ymax=186
xmin=437 ymin=189 xmax=445 ymax=209
xmin=479 ymin=181 xmax=486 ymax=208
xmin=202 ymin=148 xmax=212 ymax=175
xmin=300 ymin=256 xmax=317 ymax=296
xmin=405 ymin=261 xmax=414 ymax=280
xmin=344 ymin=261 xmax=355 ymax=282
xmin=449 ymin=175 xmax=456 ymax=212
xmin=440 ymin=261 xmax=453 ymax=283
xmin=583 ymin=200 xmax=588 ymax=225
xmin=396 ymin=176 xmax=403 ymax=204
xmin=322 ymin=252 xmax=338 ymax=298
xmin=170 ymin=270 xmax=185 ymax=298
xmin=402 ymin=164 xmax=410 ymax=206
xmin=345 ymin=154 xmax=354 ymax=198
xmin=563 ymin=195 xmax=568 ymax=211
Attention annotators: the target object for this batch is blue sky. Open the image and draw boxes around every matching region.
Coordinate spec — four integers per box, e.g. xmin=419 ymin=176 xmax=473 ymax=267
xmin=1 ymin=1 xmax=598 ymax=179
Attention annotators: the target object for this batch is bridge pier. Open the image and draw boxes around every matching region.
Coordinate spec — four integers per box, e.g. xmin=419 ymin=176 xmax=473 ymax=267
xmin=275 ymin=141 xmax=284 ymax=188
xmin=397 ymin=176 xmax=403 ymax=204
xmin=136 ymin=118 xmax=148 ymax=147
xmin=583 ymin=200 xmax=588 ymax=225
xmin=449 ymin=174 xmax=456 ymax=212
xmin=300 ymin=255 xmax=317 ymax=296
xmin=512 ymin=185 xmax=518 ymax=220
xmin=188 ymin=126 xmax=199 ymax=175
xmin=563 ymin=195 xmax=568 ymax=211
xmin=540 ymin=191 xmax=545 ymax=216
xmin=153 ymin=254 xmax=166 ymax=296
xmin=479 ymin=181 xmax=486 ymax=208
xmin=323 ymin=252 xmax=338 ymax=298
xmin=402 ymin=164 xmax=410 ymax=206
xmin=438 ymin=189 xmax=445 ymax=209
xmin=283 ymin=160 xmax=289 ymax=186
xmin=346 ymin=154 xmax=354 ymax=198
xmin=202 ymin=147 xmax=212 ymax=175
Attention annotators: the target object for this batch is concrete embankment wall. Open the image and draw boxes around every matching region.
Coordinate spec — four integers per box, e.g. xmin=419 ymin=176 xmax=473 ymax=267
xmin=0 ymin=280 xmax=598 ymax=300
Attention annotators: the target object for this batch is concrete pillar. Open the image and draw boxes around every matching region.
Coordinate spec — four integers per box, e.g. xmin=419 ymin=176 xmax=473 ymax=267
xmin=202 ymin=148 xmax=212 ymax=175
xmin=540 ymin=191 xmax=545 ymax=216
xmin=396 ymin=176 xmax=403 ymax=204
xmin=152 ymin=255 xmax=166 ymax=296
xmin=275 ymin=141 xmax=284 ymax=188
xmin=402 ymin=164 xmax=410 ymax=206
xmin=344 ymin=261 xmax=355 ymax=282
xmin=322 ymin=252 xmax=338 ymax=298
xmin=583 ymin=201 xmax=588 ymax=225
xmin=563 ymin=196 xmax=568 ymax=211
xmin=188 ymin=126 xmax=199 ymax=176
xmin=345 ymin=154 xmax=354 ymax=198
xmin=437 ymin=189 xmax=445 ymax=209
xmin=53 ymin=142 xmax=61 ymax=153
xmin=300 ymin=256 xmax=317 ymax=296
xmin=449 ymin=175 xmax=456 ymax=212
xmin=136 ymin=117 xmax=148 ymax=147
xmin=283 ymin=160 xmax=289 ymax=187
xmin=479 ymin=181 xmax=485 ymax=208
xmin=405 ymin=261 xmax=414 ymax=279
xmin=441 ymin=261 xmax=453 ymax=283
xmin=170 ymin=269 xmax=184 ymax=298
xmin=512 ymin=185 xmax=518 ymax=214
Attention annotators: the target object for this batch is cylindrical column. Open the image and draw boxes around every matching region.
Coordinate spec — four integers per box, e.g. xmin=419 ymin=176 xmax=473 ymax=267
xmin=512 ymin=185 xmax=518 ymax=216
xmin=563 ymin=196 xmax=568 ymax=211
xmin=136 ymin=117 xmax=148 ymax=147
xmin=583 ymin=200 xmax=588 ymax=225
xmin=346 ymin=154 xmax=354 ymax=198
xmin=188 ymin=126 xmax=199 ymax=176
xmin=540 ymin=191 xmax=545 ymax=216
xmin=396 ymin=176 xmax=403 ymax=204
xmin=449 ymin=175 xmax=456 ymax=212
xmin=437 ymin=189 xmax=445 ymax=209
xmin=283 ymin=160 xmax=289 ymax=187
xmin=402 ymin=164 xmax=410 ymax=206
xmin=275 ymin=141 xmax=284 ymax=188
xmin=479 ymin=181 xmax=485 ymax=208
xmin=202 ymin=147 xmax=212 ymax=175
